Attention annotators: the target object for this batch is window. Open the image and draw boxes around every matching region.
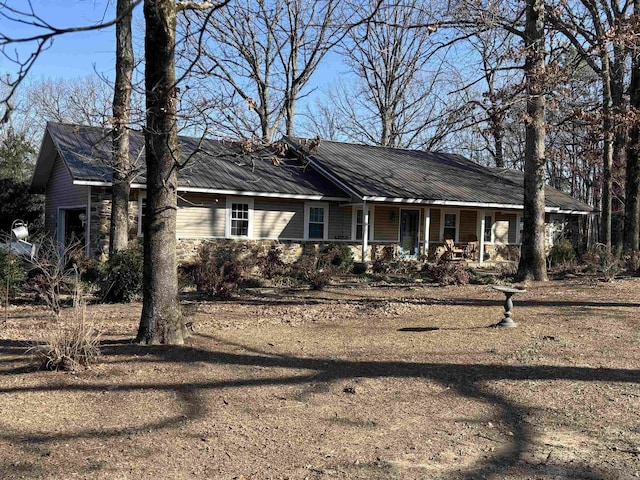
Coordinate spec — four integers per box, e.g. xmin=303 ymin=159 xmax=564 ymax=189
xmin=137 ymin=195 xmax=147 ymax=237
xmin=231 ymin=203 xmax=249 ymax=236
xmin=225 ymin=197 xmax=253 ymax=238
xmin=483 ymin=215 xmax=493 ymax=242
xmin=443 ymin=212 xmax=457 ymax=240
xmin=305 ymin=202 xmax=329 ymax=240
xmin=354 ymin=208 xmax=371 ymax=241
xmin=309 ymin=207 xmax=325 ymax=238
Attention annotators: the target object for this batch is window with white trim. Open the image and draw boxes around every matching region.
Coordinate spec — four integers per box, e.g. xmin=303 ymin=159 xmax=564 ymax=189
xmin=443 ymin=212 xmax=457 ymax=240
xmin=226 ymin=197 xmax=253 ymax=238
xmin=304 ymin=202 xmax=329 ymax=240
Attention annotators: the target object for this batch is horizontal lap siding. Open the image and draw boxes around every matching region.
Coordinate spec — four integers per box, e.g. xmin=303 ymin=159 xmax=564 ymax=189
xmin=328 ymin=204 xmax=352 ymax=240
xmin=459 ymin=210 xmax=478 ymax=242
xmin=45 ymin=155 xmax=87 ymax=234
xmin=253 ymin=198 xmax=303 ymax=239
xmin=177 ymin=194 xmax=225 ymax=237
xmin=429 ymin=208 xmax=441 ymax=243
xmin=374 ymin=205 xmax=399 ymax=241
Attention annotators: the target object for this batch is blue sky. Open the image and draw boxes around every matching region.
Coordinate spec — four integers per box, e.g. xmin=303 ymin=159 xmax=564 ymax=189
xmin=2 ymin=1 xmax=135 ymax=80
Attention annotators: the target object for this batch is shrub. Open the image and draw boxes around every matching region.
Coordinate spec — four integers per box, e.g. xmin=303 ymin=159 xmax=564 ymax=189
xmin=32 ymin=316 xmax=101 ymax=371
xmin=99 ymin=244 xmax=143 ymax=303
xmin=320 ymin=243 xmax=354 ymax=272
xmin=257 ymin=247 xmax=287 ymax=279
xmin=582 ymin=246 xmax=621 ymax=282
xmin=194 ymin=243 xmax=249 ymax=298
xmin=496 ymin=262 xmax=518 ymax=279
xmin=24 ymin=237 xmax=79 ymax=316
xmin=624 ymin=250 xmax=640 ymax=275
xmin=548 ymin=239 xmax=576 ymax=266
xmin=423 ymin=262 xmax=471 ymax=286
xmin=290 ymin=254 xmax=333 ymax=290
xmin=352 ymin=262 xmax=367 ymax=275
xmin=372 ymin=258 xmax=390 ymax=274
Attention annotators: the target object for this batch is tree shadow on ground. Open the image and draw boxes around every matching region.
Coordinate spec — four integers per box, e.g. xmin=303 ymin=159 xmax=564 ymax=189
xmin=0 ymin=335 xmax=637 ymax=479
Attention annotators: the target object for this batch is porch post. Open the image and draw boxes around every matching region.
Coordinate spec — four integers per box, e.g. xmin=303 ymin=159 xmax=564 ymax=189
xmin=362 ymin=200 xmax=369 ymax=262
xmin=479 ymin=210 xmax=485 ymax=265
xmin=423 ymin=207 xmax=430 ymax=257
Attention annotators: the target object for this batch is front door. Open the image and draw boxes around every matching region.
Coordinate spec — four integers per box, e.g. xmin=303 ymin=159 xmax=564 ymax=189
xmin=399 ymin=209 xmax=420 ymax=257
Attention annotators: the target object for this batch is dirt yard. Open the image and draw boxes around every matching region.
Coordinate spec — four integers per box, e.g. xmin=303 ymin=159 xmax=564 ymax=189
xmin=0 ymin=277 xmax=639 ymax=479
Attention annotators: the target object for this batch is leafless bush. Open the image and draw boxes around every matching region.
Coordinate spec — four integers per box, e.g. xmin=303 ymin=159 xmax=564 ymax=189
xmin=29 ymin=283 xmax=101 ymax=371
xmin=24 ymin=237 xmax=82 ymax=316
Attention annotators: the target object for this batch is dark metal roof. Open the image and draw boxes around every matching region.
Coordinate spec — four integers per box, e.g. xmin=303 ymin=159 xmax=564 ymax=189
xmin=487 ymin=168 xmax=594 ymax=213
xmin=286 ymin=137 xmax=593 ymax=213
xmin=34 ymin=122 xmax=350 ymax=199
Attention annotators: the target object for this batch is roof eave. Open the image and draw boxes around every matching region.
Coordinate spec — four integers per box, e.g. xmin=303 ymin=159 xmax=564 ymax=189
xmin=72 ymin=180 xmax=350 ymax=201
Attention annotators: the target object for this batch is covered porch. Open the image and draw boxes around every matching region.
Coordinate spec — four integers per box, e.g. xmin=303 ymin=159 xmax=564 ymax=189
xmin=352 ymin=202 xmax=579 ymax=264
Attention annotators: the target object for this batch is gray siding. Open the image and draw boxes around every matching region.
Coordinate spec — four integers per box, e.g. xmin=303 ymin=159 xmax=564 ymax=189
xmin=45 ymin=155 xmax=87 ymax=235
xmin=328 ymin=204 xmax=352 ymax=240
xmin=253 ymin=198 xmax=304 ymax=239
xmin=177 ymin=194 xmax=225 ymax=238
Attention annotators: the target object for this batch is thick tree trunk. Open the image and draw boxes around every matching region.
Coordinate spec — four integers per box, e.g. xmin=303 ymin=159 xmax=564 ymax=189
xmin=136 ymin=0 xmax=185 ymax=345
xmin=109 ymin=0 xmax=135 ymax=256
xmin=517 ymin=0 xmax=548 ymax=281
xmin=624 ymin=2 xmax=640 ymax=251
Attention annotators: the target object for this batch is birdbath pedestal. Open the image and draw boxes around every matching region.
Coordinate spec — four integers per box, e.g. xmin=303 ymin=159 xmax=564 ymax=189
xmin=491 ymin=285 xmax=526 ymax=328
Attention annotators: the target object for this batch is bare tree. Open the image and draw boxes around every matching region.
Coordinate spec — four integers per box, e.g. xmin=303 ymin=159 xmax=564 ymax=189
xmin=179 ymin=0 xmax=350 ymax=142
xmin=329 ymin=0 xmax=453 ymax=148
xmin=110 ymin=0 xmax=136 ymax=255
xmin=463 ymin=28 xmax=524 ymax=167
xmin=548 ymin=0 xmax=631 ymax=252
xmin=0 ymin=0 xmax=143 ymax=124
xmin=516 ymin=0 xmax=548 ymax=281
xmin=136 ymin=0 xmax=230 ymax=345
xmin=624 ymin=0 xmax=640 ymax=251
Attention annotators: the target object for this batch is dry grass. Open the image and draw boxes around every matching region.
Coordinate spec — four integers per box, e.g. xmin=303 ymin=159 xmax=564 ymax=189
xmin=0 ymin=277 xmax=639 ymax=479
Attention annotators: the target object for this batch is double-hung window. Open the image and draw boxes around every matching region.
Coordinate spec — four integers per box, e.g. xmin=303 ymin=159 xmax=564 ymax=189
xmin=443 ymin=212 xmax=457 ymax=241
xmin=305 ymin=202 xmax=329 ymax=240
xmin=226 ymin=197 xmax=253 ymax=238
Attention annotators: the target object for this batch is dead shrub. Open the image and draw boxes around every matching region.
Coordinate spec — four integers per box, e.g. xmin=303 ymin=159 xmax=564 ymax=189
xmin=582 ymin=245 xmax=621 ymax=282
xmin=423 ymin=262 xmax=471 ymax=286
xmin=30 ymin=286 xmax=101 ymax=371
xmin=194 ymin=243 xmax=252 ymax=298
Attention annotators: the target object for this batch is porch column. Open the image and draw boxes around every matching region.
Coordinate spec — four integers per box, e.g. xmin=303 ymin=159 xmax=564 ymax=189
xmin=423 ymin=207 xmax=431 ymax=256
xmin=361 ymin=200 xmax=369 ymax=262
xmin=479 ymin=210 xmax=485 ymax=265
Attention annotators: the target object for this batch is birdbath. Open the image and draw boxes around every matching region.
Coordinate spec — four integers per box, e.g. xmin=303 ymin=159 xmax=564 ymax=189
xmin=491 ymin=285 xmax=526 ymax=328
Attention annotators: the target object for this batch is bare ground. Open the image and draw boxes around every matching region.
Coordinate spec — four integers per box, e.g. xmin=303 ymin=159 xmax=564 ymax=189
xmin=0 ymin=277 xmax=639 ymax=479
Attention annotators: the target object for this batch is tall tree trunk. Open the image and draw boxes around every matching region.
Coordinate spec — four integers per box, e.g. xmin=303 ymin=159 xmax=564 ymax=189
xmin=136 ymin=0 xmax=185 ymax=345
xmin=624 ymin=0 xmax=640 ymax=251
xmin=109 ymin=0 xmax=135 ymax=256
xmin=600 ymin=58 xmax=613 ymax=251
xmin=612 ymin=44 xmax=627 ymax=251
xmin=517 ymin=0 xmax=548 ymax=281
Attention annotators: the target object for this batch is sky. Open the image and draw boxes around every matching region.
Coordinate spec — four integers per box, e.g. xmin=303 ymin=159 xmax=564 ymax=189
xmin=1 ymin=1 xmax=340 ymax=100
xmin=2 ymin=1 xmax=134 ymax=81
